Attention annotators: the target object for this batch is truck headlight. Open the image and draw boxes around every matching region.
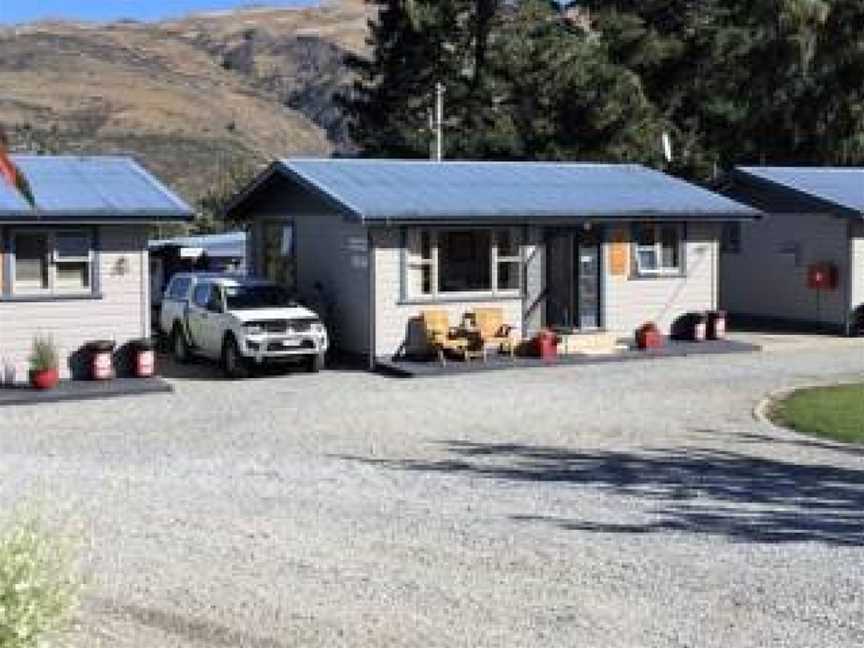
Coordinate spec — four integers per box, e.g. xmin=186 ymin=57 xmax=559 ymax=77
xmin=244 ymin=324 xmax=264 ymax=335
xmin=312 ymin=321 xmax=325 ymax=335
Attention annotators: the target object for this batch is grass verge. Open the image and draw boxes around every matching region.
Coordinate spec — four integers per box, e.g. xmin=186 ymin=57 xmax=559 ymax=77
xmin=770 ymin=383 xmax=864 ymax=444
xmin=0 ymin=517 xmax=81 ymax=648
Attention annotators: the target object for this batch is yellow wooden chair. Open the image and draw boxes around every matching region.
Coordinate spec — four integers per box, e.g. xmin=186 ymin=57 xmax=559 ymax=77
xmin=421 ymin=310 xmax=470 ymax=366
xmin=469 ymin=307 xmax=519 ymax=359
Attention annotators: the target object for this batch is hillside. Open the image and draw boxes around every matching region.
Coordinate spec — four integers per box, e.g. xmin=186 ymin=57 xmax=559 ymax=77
xmin=0 ymin=1 xmax=373 ymax=210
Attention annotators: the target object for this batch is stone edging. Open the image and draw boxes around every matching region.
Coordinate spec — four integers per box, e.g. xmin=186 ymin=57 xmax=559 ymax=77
xmin=753 ymin=379 xmax=864 ymax=430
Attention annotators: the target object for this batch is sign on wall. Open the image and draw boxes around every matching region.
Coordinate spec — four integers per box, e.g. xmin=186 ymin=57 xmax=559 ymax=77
xmin=609 ymin=228 xmax=630 ymax=276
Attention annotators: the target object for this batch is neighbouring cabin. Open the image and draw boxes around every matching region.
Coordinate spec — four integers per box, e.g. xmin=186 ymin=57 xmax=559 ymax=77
xmin=0 ymin=156 xmax=193 ymax=380
xmin=720 ymin=167 xmax=864 ymax=334
xmin=228 ymin=159 xmax=759 ymax=366
xmin=149 ymin=231 xmax=247 ymax=308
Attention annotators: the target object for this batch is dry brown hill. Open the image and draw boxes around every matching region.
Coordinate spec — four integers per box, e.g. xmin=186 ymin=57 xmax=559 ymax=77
xmin=0 ymin=1 xmax=373 ymax=212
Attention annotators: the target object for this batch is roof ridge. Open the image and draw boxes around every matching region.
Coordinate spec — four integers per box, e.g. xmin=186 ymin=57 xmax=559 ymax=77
xmin=282 ymin=157 xmax=644 ymax=169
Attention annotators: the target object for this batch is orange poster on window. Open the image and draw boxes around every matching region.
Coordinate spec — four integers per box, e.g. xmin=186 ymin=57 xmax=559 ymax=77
xmin=609 ymin=228 xmax=630 ymax=276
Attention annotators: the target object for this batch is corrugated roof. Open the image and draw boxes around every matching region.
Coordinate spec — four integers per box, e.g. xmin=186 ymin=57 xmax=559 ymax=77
xmin=0 ymin=156 xmax=194 ymax=221
xmin=735 ymin=167 xmax=864 ymax=217
xmin=0 ymin=181 xmax=32 ymax=211
xmin=260 ymin=159 xmax=760 ymax=223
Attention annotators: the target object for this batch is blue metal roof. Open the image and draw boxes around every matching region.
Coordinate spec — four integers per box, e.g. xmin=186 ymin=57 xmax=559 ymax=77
xmin=734 ymin=167 xmax=864 ymax=218
xmin=262 ymin=159 xmax=760 ymax=223
xmin=0 ymin=181 xmax=31 ymax=211
xmin=0 ymin=156 xmax=194 ymax=221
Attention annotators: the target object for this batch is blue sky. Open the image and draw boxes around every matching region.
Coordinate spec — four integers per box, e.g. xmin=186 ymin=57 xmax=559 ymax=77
xmin=0 ymin=1 xmax=319 ymax=24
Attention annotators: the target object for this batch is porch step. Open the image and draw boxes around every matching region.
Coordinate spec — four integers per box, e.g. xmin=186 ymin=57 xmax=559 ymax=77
xmin=556 ymin=332 xmax=626 ymax=356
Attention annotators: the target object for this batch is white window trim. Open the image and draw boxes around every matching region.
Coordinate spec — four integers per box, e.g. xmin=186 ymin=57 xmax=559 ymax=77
xmin=633 ymin=224 xmax=685 ymax=277
xmin=11 ymin=229 xmax=95 ymax=297
xmin=405 ymin=227 xmax=523 ymax=301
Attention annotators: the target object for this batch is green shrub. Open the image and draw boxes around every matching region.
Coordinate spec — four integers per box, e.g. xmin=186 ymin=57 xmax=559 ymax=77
xmin=0 ymin=519 xmax=80 ymax=648
xmin=27 ymin=336 xmax=58 ymax=373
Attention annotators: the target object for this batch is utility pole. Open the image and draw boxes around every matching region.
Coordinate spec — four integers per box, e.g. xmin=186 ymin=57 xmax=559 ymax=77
xmin=434 ymin=82 xmax=445 ymax=162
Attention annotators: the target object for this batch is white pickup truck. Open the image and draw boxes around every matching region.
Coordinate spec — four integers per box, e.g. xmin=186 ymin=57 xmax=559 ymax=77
xmin=159 ymin=273 xmax=328 ymax=378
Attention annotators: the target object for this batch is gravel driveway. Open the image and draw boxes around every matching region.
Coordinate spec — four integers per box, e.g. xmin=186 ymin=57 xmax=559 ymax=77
xmin=1 ymin=342 xmax=863 ymax=647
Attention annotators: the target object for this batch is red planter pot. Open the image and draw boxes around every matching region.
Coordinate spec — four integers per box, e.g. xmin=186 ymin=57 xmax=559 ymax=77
xmin=534 ymin=330 xmax=560 ymax=361
xmin=636 ymin=327 xmax=664 ymax=350
xmin=29 ymin=368 xmax=59 ymax=390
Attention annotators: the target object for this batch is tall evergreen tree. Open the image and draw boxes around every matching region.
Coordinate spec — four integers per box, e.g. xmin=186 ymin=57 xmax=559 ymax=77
xmin=343 ymin=0 xmax=864 ymax=178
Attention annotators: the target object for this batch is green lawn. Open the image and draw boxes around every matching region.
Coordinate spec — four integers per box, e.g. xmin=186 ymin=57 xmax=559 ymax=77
xmin=771 ymin=384 xmax=864 ymax=444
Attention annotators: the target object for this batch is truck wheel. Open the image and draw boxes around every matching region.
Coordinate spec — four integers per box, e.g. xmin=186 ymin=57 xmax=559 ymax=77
xmin=305 ymin=352 xmax=325 ymax=373
xmin=172 ymin=325 xmax=191 ymax=364
xmin=222 ymin=336 xmax=250 ymax=379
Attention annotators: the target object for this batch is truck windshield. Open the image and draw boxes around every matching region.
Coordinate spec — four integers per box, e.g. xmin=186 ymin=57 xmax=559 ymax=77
xmin=224 ymin=285 xmax=295 ymax=309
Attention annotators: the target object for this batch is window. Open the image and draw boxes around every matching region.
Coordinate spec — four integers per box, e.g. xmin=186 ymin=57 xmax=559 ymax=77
xmin=721 ymin=222 xmax=742 ymax=254
xmin=13 ymin=233 xmax=49 ymax=293
xmin=633 ymin=224 xmax=684 ymax=276
xmin=54 ymin=233 xmax=91 ymax=291
xmin=11 ymin=230 xmax=94 ymax=296
xmin=406 ymin=230 xmax=434 ymax=296
xmin=496 ymin=229 xmax=521 ymax=291
xmin=404 ymin=228 xmax=522 ymax=299
xmin=192 ymin=283 xmax=211 ymax=308
xmin=206 ymin=285 xmax=224 ymax=313
xmin=439 ymin=230 xmax=491 ymax=292
xmin=167 ymin=277 xmax=191 ymax=301
xmin=224 ymin=285 xmax=295 ymax=310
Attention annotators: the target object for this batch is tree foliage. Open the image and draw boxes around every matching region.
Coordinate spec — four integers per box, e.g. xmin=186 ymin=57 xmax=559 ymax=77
xmin=343 ymin=0 xmax=864 ymax=181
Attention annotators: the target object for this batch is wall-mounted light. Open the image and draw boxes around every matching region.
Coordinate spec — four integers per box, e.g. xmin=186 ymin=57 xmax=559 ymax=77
xmin=113 ymin=256 xmax=129 ymax=276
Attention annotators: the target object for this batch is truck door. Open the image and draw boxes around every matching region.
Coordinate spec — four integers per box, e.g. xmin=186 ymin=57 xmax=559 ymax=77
xmin=188 ymin=282 xmax=213 ymax=355
xmin=204 ymin=285 xmax=228 ymax=354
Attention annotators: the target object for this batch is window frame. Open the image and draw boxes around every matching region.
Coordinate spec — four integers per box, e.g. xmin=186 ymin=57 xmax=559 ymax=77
xmin=402 ymin=226 xmax=524 ymax=302
xmin=632 ymin=223 xmax=686 ymax=278
xmin=5 ymin=227 xmax=98 ymax=299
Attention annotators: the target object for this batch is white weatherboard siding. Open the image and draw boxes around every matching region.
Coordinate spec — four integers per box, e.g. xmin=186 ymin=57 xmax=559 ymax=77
xmin=604 ymin=222 xmax=721 ymax=335
xmin=721 ymin=212 xmax=849 ymax=327
xmin=372 ymin=228 xmax=522 ymax=359
xmin=851 ymin=221 xmax=864 ymax=314
xmin=0 ymin=226 xmax=149 ymax=379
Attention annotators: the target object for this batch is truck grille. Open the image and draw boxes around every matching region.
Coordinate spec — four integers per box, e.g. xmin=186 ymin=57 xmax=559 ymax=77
xmin=257 ymin=320 xmax=288 ymax=333
xmin=287 ymin=318 xmax=317 ymax=333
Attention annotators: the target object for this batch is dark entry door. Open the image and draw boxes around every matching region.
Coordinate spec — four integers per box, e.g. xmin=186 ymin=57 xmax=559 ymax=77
xmin=576 ymin=230 xmax=601 ymax=329
xmin=545 ymin=229 xmax=602 ymax=330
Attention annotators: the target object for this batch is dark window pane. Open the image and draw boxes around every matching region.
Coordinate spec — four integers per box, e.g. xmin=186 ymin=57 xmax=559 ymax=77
xmin=421 ymin=265 xmax=432 ymax=294
xmin=55 ymin=233 xmax=90 ymax=259
xmin=438 ymin=230 xmax=491 ymax=293
xmin=169 ymin=278 xmax=190 ymax=300
xmin=192 ymin=284 xmax=211 ymax=308
xmin=14 ymin=233 xmax=49 ymax=291
xmin=498 ymin=262 xmax=520 ymax=291
xmin=636 ymin=226 xmax=655 ymax=247
xmin=224 ymin=285 xmax=294 ymax=309
xmin=660 ymin=226 xmax=679 ymax=269
xmin=497 ymin=229 xmax=518 ymax=257
xmin=420 ymin=231 xmax=432 ymax=260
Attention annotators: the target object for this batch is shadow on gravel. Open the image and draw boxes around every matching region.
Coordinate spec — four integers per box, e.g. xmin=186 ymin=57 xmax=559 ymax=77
xmin=733 ymin=430 xmax=864 ymax=458
xmin=338 ymin=440 xmax=864 ymax=546
xmin=92 ymin=599 xmax=290 ymax=648
xmin=156 ymin=353 xmax=369 ymax=382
